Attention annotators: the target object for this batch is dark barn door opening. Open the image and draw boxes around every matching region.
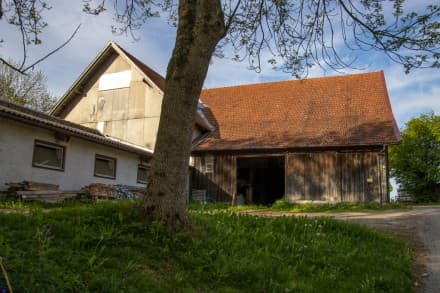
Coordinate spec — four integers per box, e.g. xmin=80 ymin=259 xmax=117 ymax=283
xmin=236 ymin=156 xmax=285 ymax=205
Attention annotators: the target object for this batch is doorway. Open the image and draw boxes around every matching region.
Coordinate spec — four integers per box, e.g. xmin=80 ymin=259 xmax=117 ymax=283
xmin=236 ymin=156 xmax=285 ymax=205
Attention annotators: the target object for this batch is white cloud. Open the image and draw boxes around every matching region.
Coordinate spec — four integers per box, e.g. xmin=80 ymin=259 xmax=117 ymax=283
xmin=389 ymin=81 xmax=440 ymax=128
xmin=381 ymin=63 xmax=440 ymax=128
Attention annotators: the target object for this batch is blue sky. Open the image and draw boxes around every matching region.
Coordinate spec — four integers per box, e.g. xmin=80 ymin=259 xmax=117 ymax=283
xmin=1 ymin=1 xmax=439 ymax=130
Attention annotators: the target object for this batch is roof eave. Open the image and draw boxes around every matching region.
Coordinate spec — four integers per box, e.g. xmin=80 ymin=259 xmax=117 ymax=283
xmin=192 ymin=141 xmax=400 ymax=153
xmin=0 ymin=105 xmax=152 ymax=157
xmin=110 ymin=43 xmax=164 ymax=95
xmin=50 ymin=41 xmax=116 ymax=116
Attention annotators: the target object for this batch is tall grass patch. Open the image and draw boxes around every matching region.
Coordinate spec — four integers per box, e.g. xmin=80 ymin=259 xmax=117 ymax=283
xmin=0 ymin=202 xmax=412 ymax=292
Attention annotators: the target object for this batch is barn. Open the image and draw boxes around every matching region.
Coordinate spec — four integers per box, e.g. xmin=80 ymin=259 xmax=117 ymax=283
xmin=1 ymin=41 xmax=400 ymax=204
xmin=190 ymin=72 xmax=401 ymax=204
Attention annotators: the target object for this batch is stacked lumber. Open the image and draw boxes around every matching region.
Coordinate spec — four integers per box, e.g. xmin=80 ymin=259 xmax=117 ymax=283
xmin=16 ymin=190 xmax=79 ymax=203
xmin=191 ymin=189 xmax=207 ymax=202
xmin=7 ymin=180 xmax=79 ymax=203
xmin=7 ymin=181 xmax=59 ymax=192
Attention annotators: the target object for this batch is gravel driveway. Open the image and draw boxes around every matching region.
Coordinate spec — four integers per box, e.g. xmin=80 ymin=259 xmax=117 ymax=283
xmin=242 ymin=206 xmax=440 ymax=292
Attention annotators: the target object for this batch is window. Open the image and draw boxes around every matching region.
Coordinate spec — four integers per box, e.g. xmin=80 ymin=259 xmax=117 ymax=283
xmin=98 ymin=70 xmax=132 ymax=91
xmin=137 ymin=165 xmax=149 ymax=184
xmin=205 ymin=155 xmax=214 ymax=173
xmin=189 ymin=156 xmax=195 ymax=167
xmin=32 ymin=140 xmax=65 ymax=171
xmin=94 ymin=154 xmax=116 ymax=179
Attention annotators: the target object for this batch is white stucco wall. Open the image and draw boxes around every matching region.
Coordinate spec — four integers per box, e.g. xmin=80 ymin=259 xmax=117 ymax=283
xmin=0 ymin=117 xmax=147 ymax=191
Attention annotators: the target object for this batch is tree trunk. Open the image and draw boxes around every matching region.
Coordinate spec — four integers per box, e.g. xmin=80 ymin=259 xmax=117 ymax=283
xmin=141 ymin=0 xmax=226 ymax=229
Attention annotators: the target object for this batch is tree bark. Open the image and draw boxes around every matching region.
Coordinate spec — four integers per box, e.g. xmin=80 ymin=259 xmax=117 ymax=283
xmin=141 ymin=0 xmax=226 ymax=229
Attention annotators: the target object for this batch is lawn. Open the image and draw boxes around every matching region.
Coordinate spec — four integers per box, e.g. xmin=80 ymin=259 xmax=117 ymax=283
xmin=0 ymin=201 xmax=413 ymax=292
xmin=189 ymin=199 xmax=411 ymax=213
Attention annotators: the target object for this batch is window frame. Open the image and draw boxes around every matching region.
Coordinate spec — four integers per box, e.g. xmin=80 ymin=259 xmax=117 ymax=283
xmin=32 ymin=140 xmax=65 ymax=171
xmin=94 ymin=154 xmax=117 ymax=179
xmin=204 ymin=155 xmax=214 ymax=173
xmin=137 ymin=164 xmax=150 ymax=184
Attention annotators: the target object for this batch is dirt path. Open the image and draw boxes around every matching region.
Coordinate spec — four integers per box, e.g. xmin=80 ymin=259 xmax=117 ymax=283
xmin=242 ymin=206 xmax=440 ymax=292
xmin=412 ymin=206 xmax=440 ymax=293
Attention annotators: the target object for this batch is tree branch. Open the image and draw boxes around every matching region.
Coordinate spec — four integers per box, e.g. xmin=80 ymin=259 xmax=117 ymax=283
xmin=1 ymin=23 xmax=81 ymax=75
xmin=225 ymin=0 xmax=242 ymax=33
xmin=22 ymin=23 xmax=82 ymax=72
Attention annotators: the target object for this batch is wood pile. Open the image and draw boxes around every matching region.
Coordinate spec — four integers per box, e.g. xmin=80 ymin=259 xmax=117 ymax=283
xmin=191 ymin=189 xmax=207 ymax=202
xmin=86 ymin=183 xmax=117 ymax=200
xmin=7 ymin=181 xmax=59 ymax=192
xmin=16 ymin=190 xmax=79 ymax=203
xmin=7 ymin=181 xmax=79 ymax=203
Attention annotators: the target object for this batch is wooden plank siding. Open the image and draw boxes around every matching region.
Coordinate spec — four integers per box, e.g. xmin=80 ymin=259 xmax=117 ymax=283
xmin=285 ymin=154 xmax=306 ymax=202
xmin=305 ymin=152 xmax=340 ymax=202
xmin=191 ymin=154 xmax=236 ymax=202
xmin=191 ymin=149 xmax=388 ymax=203
xmin=287 ymin=150 xmax=387 ymax=203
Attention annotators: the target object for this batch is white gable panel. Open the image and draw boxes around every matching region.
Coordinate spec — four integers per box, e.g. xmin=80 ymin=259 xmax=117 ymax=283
xmin=99 ymin=70 xmax=132 ymax=91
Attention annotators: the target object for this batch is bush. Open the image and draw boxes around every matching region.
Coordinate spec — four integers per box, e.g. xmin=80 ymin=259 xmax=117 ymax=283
xmin=390 ymin=113 xmax=440 ymax=202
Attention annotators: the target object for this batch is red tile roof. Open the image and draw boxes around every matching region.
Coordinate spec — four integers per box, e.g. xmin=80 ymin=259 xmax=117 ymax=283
xmin=195 ymin=71 xmax=401 ymax=151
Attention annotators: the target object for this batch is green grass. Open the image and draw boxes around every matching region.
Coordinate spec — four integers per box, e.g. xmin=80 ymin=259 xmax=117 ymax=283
xmin=0 ymin=194 xmax=97 ymax=211
xmin=0 ymin=201 xmax=413 ymax=292
xmin=268 ymin=199 xmax=412 ymax=212
xmin=189 ymin=199 xmax=411 ymax=213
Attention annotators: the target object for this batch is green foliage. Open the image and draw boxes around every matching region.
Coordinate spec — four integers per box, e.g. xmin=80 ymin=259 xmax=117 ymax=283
xmin=0 ymin=60 xmax=57 ymax=112
xmin=0 ymin=202 xmax=413 ymax=291
xmin=390 ymin=113 xmax=440 ymax=202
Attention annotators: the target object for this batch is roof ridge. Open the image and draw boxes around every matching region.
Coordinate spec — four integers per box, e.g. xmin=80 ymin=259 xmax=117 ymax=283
xmin=114 ymin=44 xmax=165 ymax=77
xmin=112 ymin=43 xmax=166 ymax=91
xmin=202 ymin=71 xmax=383 ymax=92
